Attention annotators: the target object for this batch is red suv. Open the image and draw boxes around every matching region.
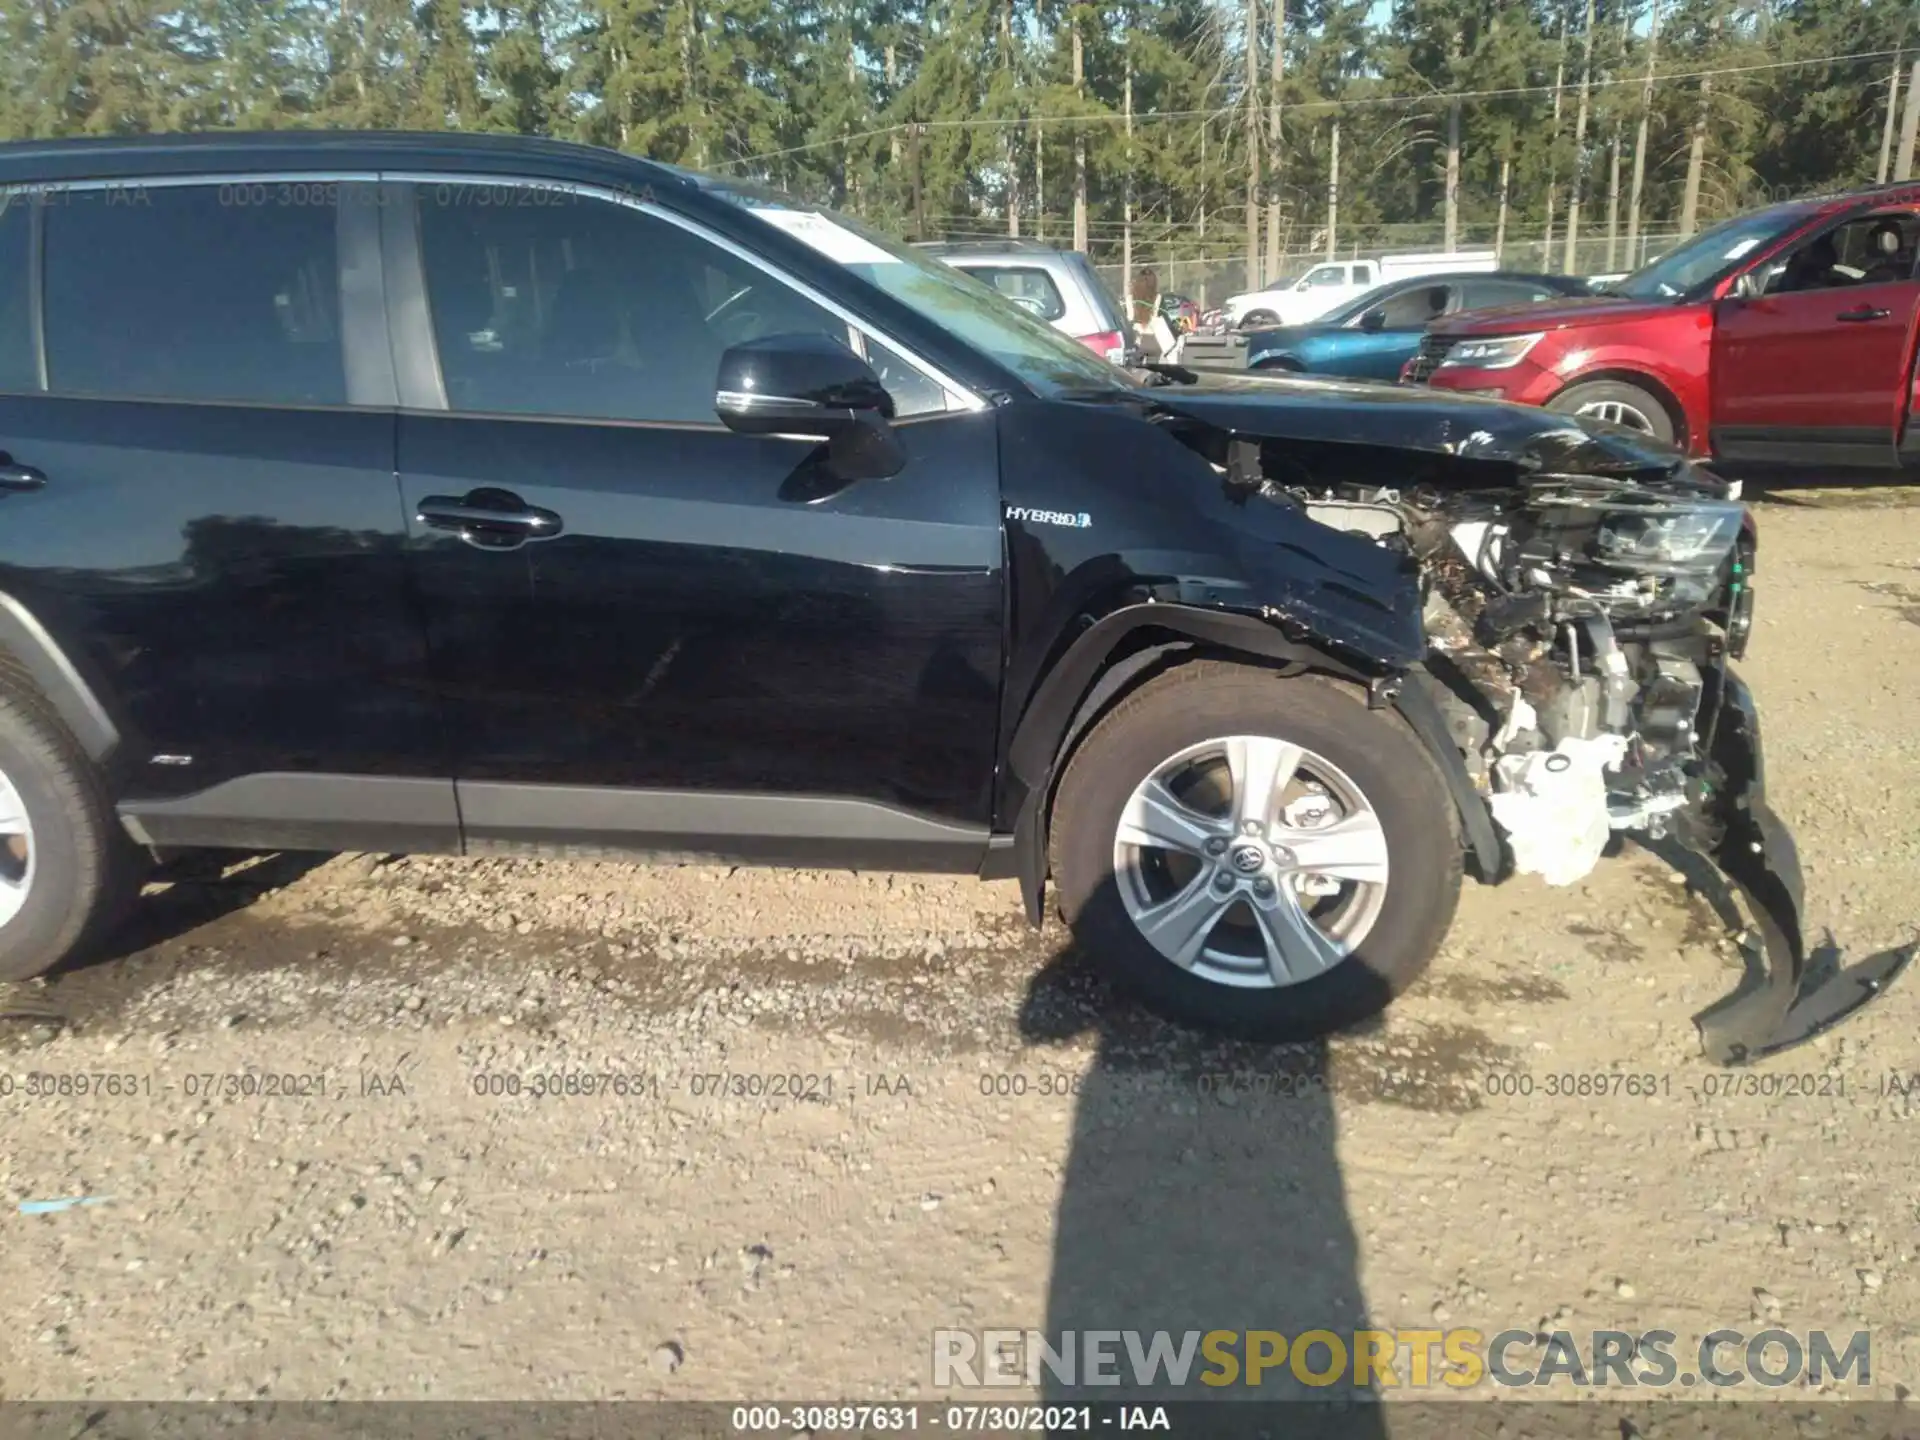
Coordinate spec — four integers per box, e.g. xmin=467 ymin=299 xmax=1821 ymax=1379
xmin=1410 ymin=184 xmax=1920 ymax=481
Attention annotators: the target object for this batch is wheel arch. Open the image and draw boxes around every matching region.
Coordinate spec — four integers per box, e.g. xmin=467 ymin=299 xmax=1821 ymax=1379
xmin=1549 ymin=368 xmax=1689 ymax=447
xmin=997 ymin=604 xmax=1388 ymax=926
xmin=0 ymin=591 xmax=120 ymax=762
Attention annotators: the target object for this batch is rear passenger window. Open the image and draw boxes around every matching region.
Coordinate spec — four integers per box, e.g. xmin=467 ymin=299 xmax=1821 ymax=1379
xmin=0 ymin=196 xmax=36 ymax=392
xmin=44 ymin=185 xmax=345 ymax=406
xmin=959 ymin=266 xmax=1067 ymax=321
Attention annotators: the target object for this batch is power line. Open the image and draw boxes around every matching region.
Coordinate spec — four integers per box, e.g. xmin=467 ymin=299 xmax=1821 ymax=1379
xmin=718 ymin=47 xmax=1908 ymax=169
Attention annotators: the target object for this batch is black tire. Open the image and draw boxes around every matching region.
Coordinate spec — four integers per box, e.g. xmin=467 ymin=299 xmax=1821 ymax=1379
xmin=1547 ymin=378 xmax=1677 ymax=444
xmin=1252 ymin=356 xmax=1304 ymax=372
xmin=1240 ymin=309 xmax=1281 ymax=329
xmin=0 ymin=665 xmax=143 ymax=982
xmin=1049 ymin=662 xmax=1462 ymax=1040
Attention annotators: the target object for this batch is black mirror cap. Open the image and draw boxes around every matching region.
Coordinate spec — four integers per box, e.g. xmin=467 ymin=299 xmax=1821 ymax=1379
xmin=714 ymin=332 xmax=895 ymax=437
xmin=1359 ymin=308 xmax=1387 ymax=332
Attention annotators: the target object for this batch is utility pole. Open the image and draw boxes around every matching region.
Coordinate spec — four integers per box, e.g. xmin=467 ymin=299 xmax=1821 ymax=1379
xmin=1072 ymin=15 xmax=1087 ymax=252
xmin=1199 ymin=118 xmax=1209 ymax=308
xmin=1244 ymin=0 xmax=1261 ymax=289
xmin=909 ymin=122 xmax=927 ymax=241
xmin=1679 ymin=4 xmax=1724 ymax=237
xmin=1626 ymin=0 xmax=1660 ymax=269
xmin=1034 ymin=0 xmax=1046 ymax=239
xmin=1123 ymin=37 xmax=1133 ymax=287
xmin=1604 ymin=126 xmax=1621 ymax=271
xmin=1326 ymin=117 xmax=1339 ymax=260
xmin=1878 ymin=55 xmax=1902 ymax=184
xmin=1494 ymin=151 xmax=1510 ymax=264
xmin=1543 ymin=4 xmax=1570 ymax=270
xmin=886 ymin=44 xmax=900 ymax=166
xmin=1898 ymin=56 xmax=1920 ymax=182
xmin=1562 ymin=0 xmax=1597 ymax=273
xmin=1443 ymin=32 xmax=1463 ymax=252
xmin=1264 ymin=0 xmax=1284 ymax=289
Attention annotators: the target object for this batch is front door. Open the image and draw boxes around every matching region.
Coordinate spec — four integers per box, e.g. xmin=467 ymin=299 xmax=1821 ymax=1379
xmin=1711 ymin=209 xmax=1920 ymax=475
xmin=389 ymin=181 xmax=1005 ymax=868
xmin=0 ymin=180 xmax=451 ymax=849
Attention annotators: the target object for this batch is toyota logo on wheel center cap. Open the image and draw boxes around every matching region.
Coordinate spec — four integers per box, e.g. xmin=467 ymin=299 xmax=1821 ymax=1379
xmin=1228 ymin=843 xmax=1266 ymax=874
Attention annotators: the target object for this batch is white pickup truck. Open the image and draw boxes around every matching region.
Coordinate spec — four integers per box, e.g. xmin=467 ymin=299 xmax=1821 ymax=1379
xmin=1224 ymin=250 xmax=1500 ymax=328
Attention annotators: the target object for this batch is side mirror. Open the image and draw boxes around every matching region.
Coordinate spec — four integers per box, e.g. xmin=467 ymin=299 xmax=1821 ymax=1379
xmin=1358 ymin=307 xmax=1387 ymax=333
xmin=715 ymin=333 xmax=905 ymax=480
xmin=1731 ymin=271 xmax=1763 ymax=302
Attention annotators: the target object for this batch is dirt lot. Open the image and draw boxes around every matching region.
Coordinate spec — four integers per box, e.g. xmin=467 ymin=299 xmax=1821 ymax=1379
xmin=4 ymin=492 xmax=1920 ymax=1408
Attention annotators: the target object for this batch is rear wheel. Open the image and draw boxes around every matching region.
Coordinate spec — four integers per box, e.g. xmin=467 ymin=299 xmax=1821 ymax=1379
xmin=1050 ymin=663 xmax=1461 ymax=1040
xmin=1548 ymin=379 xmax=1677 ymax=444
xmin=0 ymin=671 xmax=142 ymax=981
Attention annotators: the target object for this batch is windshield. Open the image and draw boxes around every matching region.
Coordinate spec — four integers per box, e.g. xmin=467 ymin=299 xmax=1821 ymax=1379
xmin=686 ymin=172 xmax=1130 ymax=396
xmin=1610 ymin=202 xmax=1820 ymax=300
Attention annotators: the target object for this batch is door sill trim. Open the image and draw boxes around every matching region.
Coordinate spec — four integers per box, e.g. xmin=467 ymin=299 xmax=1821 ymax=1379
xmin=119 ymin=773 xmax=461 ymax=854
xmin=457 ymin=781 xmax=989 ymax=872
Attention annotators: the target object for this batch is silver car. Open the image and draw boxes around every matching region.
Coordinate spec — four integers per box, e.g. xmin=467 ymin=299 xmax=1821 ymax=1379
xmin=917 ymin=240 xmax=1136 ymax=364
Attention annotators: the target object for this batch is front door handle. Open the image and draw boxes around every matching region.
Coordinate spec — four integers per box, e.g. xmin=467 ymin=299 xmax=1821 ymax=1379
xmin=0 ymin=460 xmax=46 ymax=491
xmin=1836 ymin=306 xmax=1892 ymax=323
xmin=416 ymin=488 xmax=564 ymax=551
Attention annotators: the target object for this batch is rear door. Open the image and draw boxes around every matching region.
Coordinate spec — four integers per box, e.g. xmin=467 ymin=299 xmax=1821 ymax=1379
xmin=0 ymin=178 xmax=450 ymax=849
xmin=1711 ymin=209 xmax=1920 ymax=475
xmin=387 ymin=179 xmax=1005 ymax=866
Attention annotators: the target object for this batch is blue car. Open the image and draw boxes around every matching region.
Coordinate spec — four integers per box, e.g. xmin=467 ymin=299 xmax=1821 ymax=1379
xmin=1245 ymin=271 xmax=1590 ymax=380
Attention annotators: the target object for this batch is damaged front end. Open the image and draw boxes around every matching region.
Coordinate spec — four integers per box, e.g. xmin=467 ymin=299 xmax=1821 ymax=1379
xmin=1157 ymin=385 xmax=1907 ymax=1062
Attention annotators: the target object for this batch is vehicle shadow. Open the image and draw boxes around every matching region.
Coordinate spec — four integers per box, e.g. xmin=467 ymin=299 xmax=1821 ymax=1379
xmin=71 ymin=848 xmax=335 ymax=974
xmin=1018 ymin=877 xmax=1391 ymax=1437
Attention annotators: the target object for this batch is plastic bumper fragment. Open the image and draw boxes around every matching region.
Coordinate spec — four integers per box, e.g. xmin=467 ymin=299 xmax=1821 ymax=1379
xmin=1690 ymin=672 xmax=1911 ymax=1066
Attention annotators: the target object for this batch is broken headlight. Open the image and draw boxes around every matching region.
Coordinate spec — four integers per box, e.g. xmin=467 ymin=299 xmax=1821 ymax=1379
xmin=1593 ymin=500 xmax=1744 ymax=576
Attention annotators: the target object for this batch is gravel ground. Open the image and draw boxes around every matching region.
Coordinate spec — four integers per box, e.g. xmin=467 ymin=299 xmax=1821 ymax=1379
xmin=4 ymin=492 xmax=1920 ymax=1407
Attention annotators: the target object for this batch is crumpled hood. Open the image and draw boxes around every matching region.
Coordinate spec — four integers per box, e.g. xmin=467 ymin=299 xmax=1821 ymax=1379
xmin=1144 ymin=369 xmax=1708 ymax=481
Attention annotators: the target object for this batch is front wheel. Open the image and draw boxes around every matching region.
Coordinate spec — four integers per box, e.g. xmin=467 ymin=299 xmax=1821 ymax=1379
xmin=1049 ymin=663 xmax=1462 ymax=1040
xmin=1240 ymin=309 xmax=1281 ymax=329
xmin=1547 ymin=378 xmax=1677 ymax=444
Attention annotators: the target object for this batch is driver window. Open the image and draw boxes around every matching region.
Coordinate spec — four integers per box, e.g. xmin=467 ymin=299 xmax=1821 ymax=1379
xmin=416 ymin=187 xmax=946 ymax=422
xmin=1371 ymin=284 xmax=1454 ymax=328
xmin=1301 ymin=265 xmax=1346 ymax=288
xmin=1767 ymin=213 xmax=1920 ymax=295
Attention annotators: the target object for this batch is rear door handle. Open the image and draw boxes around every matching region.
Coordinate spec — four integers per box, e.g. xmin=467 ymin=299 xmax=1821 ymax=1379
xmin=416 ymin=489 xmax=563 ymax=551
xmin=0 ymin=461 xmax=46 ymax=491
xmin=1836 ymin=306 xmax=1892 ymax=323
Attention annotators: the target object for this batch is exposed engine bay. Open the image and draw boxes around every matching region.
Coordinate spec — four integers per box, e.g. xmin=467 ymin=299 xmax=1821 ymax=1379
xmin=1269 ymin=447 xmax=1753 ymax=892
xmin=1163 ymin=412 xmax=1909 ymax=1065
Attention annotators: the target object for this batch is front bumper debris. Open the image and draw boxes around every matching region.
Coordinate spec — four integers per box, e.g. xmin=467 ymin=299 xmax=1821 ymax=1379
xmin=1687 ymin=671 xmax=1911 ymax=1066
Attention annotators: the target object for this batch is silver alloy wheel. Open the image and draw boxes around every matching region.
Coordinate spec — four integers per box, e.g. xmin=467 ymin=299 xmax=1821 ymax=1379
xmin=0 ymin=766 xmax=33 ymax=929
xmin=1112 ymin=735 xmax=1390 ymax=989
xmin=1574 ymin=398 xmax=1657 ymax=434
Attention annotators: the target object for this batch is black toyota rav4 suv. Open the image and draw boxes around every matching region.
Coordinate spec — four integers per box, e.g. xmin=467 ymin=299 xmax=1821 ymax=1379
xmin=0 ymin=132 xmax=1897 ymax=1058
